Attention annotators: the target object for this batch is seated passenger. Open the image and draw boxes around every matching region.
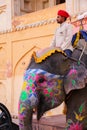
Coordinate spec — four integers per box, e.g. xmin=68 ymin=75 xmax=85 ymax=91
xmin=50 ymin=9 xmax=74 ymax=57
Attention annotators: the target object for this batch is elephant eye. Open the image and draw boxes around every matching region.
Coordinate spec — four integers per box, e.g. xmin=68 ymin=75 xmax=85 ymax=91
xmin=36 ymin=75 xmax=46 ymax=84
xmin=38 ymin=78 xmax=45 ymax=83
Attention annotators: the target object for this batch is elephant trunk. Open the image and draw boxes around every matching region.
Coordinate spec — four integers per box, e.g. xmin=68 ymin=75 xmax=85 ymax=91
xmin=19 ymin=109 xmax=33 ymax=130
xmin=18 ymin=92 xmax=39 ymax=130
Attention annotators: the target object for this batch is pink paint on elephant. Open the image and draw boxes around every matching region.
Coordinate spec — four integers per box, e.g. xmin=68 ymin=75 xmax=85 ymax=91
xmin=69 ymin=122 xmax=82 ymax=130
xmin=68 ymin=69 xmax=77 ymax=76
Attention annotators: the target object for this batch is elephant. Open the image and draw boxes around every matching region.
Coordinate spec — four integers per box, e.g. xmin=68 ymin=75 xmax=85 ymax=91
xmin=18 ymin=46 xmax=87 ymax=130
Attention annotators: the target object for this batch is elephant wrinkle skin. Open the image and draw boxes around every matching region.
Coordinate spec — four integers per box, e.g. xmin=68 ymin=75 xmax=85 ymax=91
xmin=18 ymin=48 xmax=87 ymax=130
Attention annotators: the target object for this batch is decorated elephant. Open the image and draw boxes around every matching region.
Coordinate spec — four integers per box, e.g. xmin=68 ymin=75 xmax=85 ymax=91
xmin=18 ymin=45 xmax=87 ymax=130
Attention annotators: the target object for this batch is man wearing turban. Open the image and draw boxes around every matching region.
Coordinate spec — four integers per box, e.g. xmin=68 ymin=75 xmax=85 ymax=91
xmin=50 ymin=10 xmax=73 ymax=57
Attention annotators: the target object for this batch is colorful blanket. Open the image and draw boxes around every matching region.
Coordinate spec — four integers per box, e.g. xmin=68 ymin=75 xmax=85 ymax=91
xmin=32 ymin=47 xmax=66 ymax=63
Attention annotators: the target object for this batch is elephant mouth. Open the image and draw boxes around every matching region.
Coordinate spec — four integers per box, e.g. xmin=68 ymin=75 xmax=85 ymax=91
xmin=36 ymin=93 xmax=53 ymax=120
xmin=36 ymin=93 xmax=46 ymax=120
xmin=36 ymin=93 xmax=61 ymax=120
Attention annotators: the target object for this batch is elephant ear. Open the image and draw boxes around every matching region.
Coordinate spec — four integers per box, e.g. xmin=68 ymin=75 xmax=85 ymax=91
xmin=64 ymin=64 xmax=87 ymax=94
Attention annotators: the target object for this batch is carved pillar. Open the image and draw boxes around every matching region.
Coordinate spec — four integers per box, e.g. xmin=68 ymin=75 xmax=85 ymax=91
xmin=49 ymin=0 xmax=55 ymax=7
xmin=36 ymin=0 xmax=49 ymax=10
xmin=80 ymin=0 xmax=87 ymax=13
xmin=73 ymin=0 xmax=80 ymax=15
xmin=42 ymin=0 xmax=49 ymax=9
xmin=14 ymin=0 xmax=21 ymax=16
xmin=66 ymin=0 xmax=80 ymax=16
xmin=66 ymin=0 xmax=74 ymax=15
xmin=20 ymin=0 xmax=34 ymax=15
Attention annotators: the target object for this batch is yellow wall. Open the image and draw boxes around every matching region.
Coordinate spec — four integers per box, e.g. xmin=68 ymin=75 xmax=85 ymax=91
xmin=0 ymin=4 xmax=65 ymax=116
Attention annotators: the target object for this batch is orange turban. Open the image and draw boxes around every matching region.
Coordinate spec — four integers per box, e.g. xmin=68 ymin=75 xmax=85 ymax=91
xmin=57 ymin=10 xmax=70 ymax=18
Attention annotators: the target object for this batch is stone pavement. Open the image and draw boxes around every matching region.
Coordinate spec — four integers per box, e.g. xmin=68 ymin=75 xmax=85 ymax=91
xmin=12 ymin=114 xmax=66 ymax=130
xmin=33 ymin=114 xmax=66 ymax=130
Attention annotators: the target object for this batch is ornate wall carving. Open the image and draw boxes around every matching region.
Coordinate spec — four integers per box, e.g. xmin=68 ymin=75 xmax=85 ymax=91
xmin=0 ymin=0 xmax=11 ymax=31
xmin=66 ymin=0 xmax=87 ymax=16
xmin=0 ymin=5 xmax=6 ymax=14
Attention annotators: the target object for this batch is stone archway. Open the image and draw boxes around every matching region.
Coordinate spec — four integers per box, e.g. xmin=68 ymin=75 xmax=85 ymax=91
xmin=12 ymin=46 xmax=41 ymax=114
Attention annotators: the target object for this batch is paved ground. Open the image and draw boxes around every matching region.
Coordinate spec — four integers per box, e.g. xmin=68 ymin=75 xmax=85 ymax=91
xmin=33 ymin=114 xmax=66 ymax=129
xmin=12 ymin=114 xmax=66 ymax=130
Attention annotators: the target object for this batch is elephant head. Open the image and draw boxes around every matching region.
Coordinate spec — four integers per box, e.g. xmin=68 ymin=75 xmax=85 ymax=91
xmin=18 ymin=48 xmax=87 ymax=130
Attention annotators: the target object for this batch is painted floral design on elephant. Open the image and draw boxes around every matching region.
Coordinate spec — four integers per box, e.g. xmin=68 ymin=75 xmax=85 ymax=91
xmin=66 ymin=102 xmax=86 ymax=130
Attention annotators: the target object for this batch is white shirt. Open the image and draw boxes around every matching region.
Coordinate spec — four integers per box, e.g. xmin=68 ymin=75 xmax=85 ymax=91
xmin=50 ymin=22 xmax=73 ymax=51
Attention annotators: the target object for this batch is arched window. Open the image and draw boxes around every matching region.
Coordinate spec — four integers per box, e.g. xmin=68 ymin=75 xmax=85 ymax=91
xmin=56 ymin=0 xmax=65 ymax=5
